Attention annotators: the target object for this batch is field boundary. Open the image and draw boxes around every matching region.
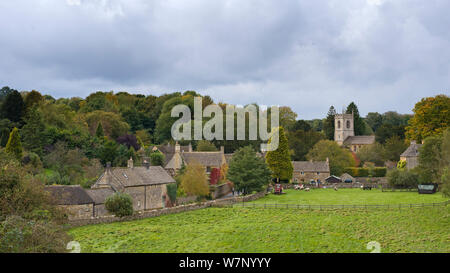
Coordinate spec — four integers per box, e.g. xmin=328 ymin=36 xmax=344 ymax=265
xmin=68 ymin=191 xmax=267 ymax=227
xmin=233 ymin=199 xmax=450 ymax=210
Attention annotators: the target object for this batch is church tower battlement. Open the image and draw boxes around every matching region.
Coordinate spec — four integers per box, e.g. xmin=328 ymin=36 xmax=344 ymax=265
xmin=334 ymin=112 xmax=354 ymax=145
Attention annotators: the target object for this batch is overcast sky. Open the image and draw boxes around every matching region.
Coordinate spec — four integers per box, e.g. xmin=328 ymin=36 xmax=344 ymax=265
xmin=1 ymin=0 xmax=449 ymax=119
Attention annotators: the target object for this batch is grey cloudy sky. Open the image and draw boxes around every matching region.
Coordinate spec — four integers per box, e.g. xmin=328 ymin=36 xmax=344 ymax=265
xmin=1 ymin=0 xmax=449 ymax=119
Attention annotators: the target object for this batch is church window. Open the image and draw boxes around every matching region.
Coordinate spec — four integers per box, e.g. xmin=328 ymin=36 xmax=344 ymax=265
xmin=346 ymin=120 xmax=350 ymax=129
xmin=337 ymin=121 xmax=341 ymax=129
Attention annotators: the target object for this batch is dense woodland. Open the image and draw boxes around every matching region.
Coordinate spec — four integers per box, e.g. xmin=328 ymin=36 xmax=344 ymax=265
xmin=0 ymin=86 xmax=448 ymax=188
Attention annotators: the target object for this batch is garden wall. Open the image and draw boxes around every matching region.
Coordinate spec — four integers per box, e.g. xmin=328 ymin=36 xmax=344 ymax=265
xmin=68 ymin=191 xmax=267 ymax=227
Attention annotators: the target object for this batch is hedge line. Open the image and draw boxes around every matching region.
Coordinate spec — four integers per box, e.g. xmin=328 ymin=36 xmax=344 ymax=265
xmin=344 ymin=167 xmax=387 ymax=177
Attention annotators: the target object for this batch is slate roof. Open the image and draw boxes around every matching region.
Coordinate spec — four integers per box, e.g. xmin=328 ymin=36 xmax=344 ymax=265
xmin=45 ymin=185 xmax=94 ymax=205
xmin=181 ymin=152 xmax=225 ymax=167
xmin=343 ymin=136 xmax=375 ymax=145
xmin=86 ymin=188 xmax=115 ymax=204
xmin=340 ymin=173 xmax=355 ymax=182
xmin=325 ymin=175 xmax=342 ymax=183
xmin=108 ymin=166 xmax=176 ymax=187
xmin=400 ymin=143 xmax=422 ymax=157
xmin=292 ymin=161 xmax=330 ymax=173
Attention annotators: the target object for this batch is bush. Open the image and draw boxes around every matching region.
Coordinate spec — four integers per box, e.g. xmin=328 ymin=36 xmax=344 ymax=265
xmin=105 ymin=193 xmax=133 ymax=217
xmin=387 ymin=169 xmax=420 ymax=189
xmin=166 ymin=183 xmax=177 ymax=204
xmin=344 ymin=167 xmax=370 ymax=177
xmin=0 ymin=215 xmax=71 ymax=253
xmin=370 ymin=167 xmax=387 ymax=177
xmin=150 ymin=151 xmax=165 ymax=166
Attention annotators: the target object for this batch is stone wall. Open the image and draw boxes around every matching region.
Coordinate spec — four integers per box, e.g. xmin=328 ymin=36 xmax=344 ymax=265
xmin=68 ymin=191 xmax=267 ymax=227
xmin=61 ymin=204 xmax=94 ymax=220
xmin=212 ymin=183 xmax=232 ymax=199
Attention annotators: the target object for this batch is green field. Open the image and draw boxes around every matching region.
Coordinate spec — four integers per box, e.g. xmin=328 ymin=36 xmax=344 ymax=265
xmin=69 ymin=189 xmax=450 ymax=253
xmin=249 ymin=188 xmax=448 ymax=205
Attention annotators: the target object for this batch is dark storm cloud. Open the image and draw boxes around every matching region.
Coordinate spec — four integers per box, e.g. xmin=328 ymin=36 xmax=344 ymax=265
xmin=0 ymin=0 xmax=449 ymax=119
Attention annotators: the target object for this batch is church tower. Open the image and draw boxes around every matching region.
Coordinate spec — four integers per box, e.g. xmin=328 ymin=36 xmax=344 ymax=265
xmin=334 ymin=112 xmax=354 ymax=145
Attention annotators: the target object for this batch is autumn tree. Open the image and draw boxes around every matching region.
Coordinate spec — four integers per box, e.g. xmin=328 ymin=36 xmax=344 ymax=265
xmin=180 ymin=161 xmax=210 ymax=197
xmin=406 ymin=95 xmax=450 ymax=142
xmin=265 ymin=127 xmax=293 ymax=182
xmin=24 ymin=90 xmax=44 ymax=111
xmin=5 ymin=127 xmax=23 ymax=160
xmin=307 ymin=140 xmax=355 ymax=175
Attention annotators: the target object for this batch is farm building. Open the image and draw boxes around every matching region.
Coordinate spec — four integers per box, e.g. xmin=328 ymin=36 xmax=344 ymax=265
xmin=400 ymin=141 xmax=422 ymax=169
xmin=92 ymin=158 xmax=176 ymax=211
xmin=45 ymin=185 xmax=95 ymax=220
xmin=292 ymin=159 xmax=330 ymax=183
xmin=325 ymin=175 xmax=342 ymax=183
xmin=340 ymin=173 xmax=355 ymax=183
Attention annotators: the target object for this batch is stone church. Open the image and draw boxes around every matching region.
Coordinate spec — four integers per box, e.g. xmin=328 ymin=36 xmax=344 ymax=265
xmin=334 ymin=112 xmax=375 ymax=153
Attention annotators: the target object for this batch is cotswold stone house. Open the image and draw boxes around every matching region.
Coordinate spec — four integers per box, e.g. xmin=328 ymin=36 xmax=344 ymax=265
xmin=45 ymin=185 xmax=95 ymax=220
xmin=400 ymin=141 xmax=422 ymax=169
xmin=92 ymin=159 xmax=176 ymax=211
xmin=46 ymin=159 xmax=176 ymax=220
xmin=292 ymin=159 xmax=330 ymax=183
xmin=156 ymin=142 xmax=226 ymax=176
xmin=334 ymin=112 xmax=375 ymax=152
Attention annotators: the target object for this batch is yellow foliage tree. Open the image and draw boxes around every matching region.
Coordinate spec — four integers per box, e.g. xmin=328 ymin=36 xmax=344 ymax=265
xmin=180 ymin=161 xmax=209 ymax=197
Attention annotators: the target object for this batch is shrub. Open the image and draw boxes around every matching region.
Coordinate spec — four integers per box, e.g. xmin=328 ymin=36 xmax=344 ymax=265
xmin=0 ymin=215 xmax=71 ymax=253
xmin=344 ymin=167 xmax=370 ymax=177
xmin=150 ymin=151 xmax=165 ymax=166
xmin=370 ymin=167 xmax=387 ymax=177
xmin=166 ymin=183 xmax=177 ymax=204
xmin=105 ymin=193 xmax=133 ymax=217
xmin=387 ymin=169 xmax=420 ymax=189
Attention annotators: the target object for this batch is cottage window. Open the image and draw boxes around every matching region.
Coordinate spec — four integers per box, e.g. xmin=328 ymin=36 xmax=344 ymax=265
xmin=301 ymin=171 xmax=304 ymax=175
xmin=317 ymin=172 xmax=320 ymax=175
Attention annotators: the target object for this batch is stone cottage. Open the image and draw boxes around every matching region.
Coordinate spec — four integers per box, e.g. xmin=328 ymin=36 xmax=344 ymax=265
xmin=400 ymin=141 xmax=422 ymax=169
xmin=292 ymin=159 xmax=330 ymax=183
xmin=157 ymin=142 xmax=227 ymax=176
xmin=45 ymin=185 xmax=95 ymax=220
xmin=92 ymin=159 xmax=176 ymax=211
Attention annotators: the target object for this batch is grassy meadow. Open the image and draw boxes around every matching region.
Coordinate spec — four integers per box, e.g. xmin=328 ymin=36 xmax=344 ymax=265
xmin=69 ymin=189 xmax=450 ymax=253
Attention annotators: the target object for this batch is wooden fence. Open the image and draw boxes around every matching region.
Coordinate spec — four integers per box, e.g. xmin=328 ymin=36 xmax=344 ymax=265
xmin=232 ymin=200 xmax=449 ymax=210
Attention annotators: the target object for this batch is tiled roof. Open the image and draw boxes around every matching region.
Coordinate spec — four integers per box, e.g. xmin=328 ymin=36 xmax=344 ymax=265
xmin=400 ymin=143 xmax=422 ymax=157
xmin=109 ymin=166 xmax=175 ymax=187
xmin=45 ymin=185 xmax=94 ymax=205
xmin=343 ymin=136 xmax=375 ymax=145
xmin=86 ymin=188 xmax=115 ymax=204
xmin=181 ymin=152 xmax=225 ymax=167
xmin=292 ymin=161 xmax=330 ymax=172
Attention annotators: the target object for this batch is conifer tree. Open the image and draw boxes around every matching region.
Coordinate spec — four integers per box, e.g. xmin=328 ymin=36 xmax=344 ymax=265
xmin=265 ymin=127 xmax=293 ymax=182
xmin=323 ymin=106 xmax=336 ymax=140
xmin=96 ymin=122 xmax=104 ymax=138
xmin=0 ymin=127 xmax=9 ymax=147
xmin=5 ymin=127 xmax=23 ymax=160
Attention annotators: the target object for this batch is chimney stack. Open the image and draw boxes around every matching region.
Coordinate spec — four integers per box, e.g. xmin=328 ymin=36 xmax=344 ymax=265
xmin=106 ymin=162 xmax=112 ymax=169
xmin=143 ymin=159 xmax=150 ymax=169
xmin=175 ymin=141 xmax=180 ymax=153
xmin=188 ymin=143 xmax=193 ymax=152
xmin=326 ymin=157 xmax=329 ymax=163
xmin=127 ymin=157 xmax=134 ymax=169
xmin=220 ymin=146 xmax=224 ymax=154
